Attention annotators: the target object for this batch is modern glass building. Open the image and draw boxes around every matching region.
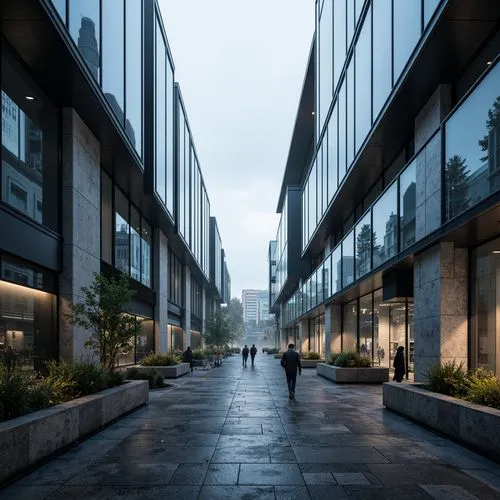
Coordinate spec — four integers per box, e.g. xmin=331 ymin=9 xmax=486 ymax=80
xmin=0 ymin=0 xmax=229 ymax=368
xmin=269 ymin=0 xmax=500 ymax=380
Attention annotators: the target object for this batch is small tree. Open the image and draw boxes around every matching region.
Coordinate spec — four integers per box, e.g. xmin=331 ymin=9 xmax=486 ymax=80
xmin=203 ymin=309 xmax=234 ymax=356
xmin=67 ymin=273 xmax=141 ymax=371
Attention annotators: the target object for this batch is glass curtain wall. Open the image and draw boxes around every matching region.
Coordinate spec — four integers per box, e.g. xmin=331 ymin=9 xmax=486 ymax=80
xmin=168 ymin=249 xmax=184 ymax=307
xmin=342 ymin=300 xmax=357 ymax=351
xmin=168 ymin=325 xmax=184 ymax=352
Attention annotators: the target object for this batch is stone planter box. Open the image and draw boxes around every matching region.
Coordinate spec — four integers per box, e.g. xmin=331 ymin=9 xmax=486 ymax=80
xmin=0 ymin=380 xmax=148 ymax=485
xmin=274 ymin=354 xmax=282 ymax=359
xmin=383 ymin=382 xmax=500 ymax=461
xmin=301 ymin=359 xmax=325 ymax=368
xmin=130 ymin=363 xmax=190 ymax=378
xmin=317 ymin=363 xmax=389 ymax=383
xmin=192 ymin=359 xmax=208 ymax=367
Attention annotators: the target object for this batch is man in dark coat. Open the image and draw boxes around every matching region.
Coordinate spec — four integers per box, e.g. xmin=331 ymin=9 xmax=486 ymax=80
xmin=183 ymin=346 xmax=194 ymax=372
xmin=280 ymin=343 xmax=302 ymax=399
xmin=242 ymin=345 xmax=249 ymax=366
xmin=250 ymin=344 xmax=257 ymax=366
xmin=393 ymin=345 xmax=405 ymax=382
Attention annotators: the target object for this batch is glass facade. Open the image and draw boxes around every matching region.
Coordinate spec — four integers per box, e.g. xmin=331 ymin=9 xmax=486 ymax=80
xmin=178 ymin=97 xmax=191 ymax=244
xmin=372 ymin=182 xmax=398 ymax=269
xmin=355 ymin=212 xmax=371 ymax=279
xmin=168 ymin=249 xmax=184 ymax=307
xmin=342 ymin=300 xmax=357 ymax=352
xmin=1 ymin=48 xmax=59 ymax=231
xmin=168 ymin=325 xmax=184 ymax=352
xmin=342 ymin=229 xmax=354 ymax=287
xmin=373 ymin=0 xmax=392 ymax=120
xmin=275 ymin=195 xmax=288 ymax=295
xmin=191 ymin=278 xmax=203 ymax=319
xmin=318 ymin=0 xmax=333 ymax=135
xmin=445 ymin=62 xmax=500 ymax=221
xmin=400 ymin=160 xmax=416 ymax=250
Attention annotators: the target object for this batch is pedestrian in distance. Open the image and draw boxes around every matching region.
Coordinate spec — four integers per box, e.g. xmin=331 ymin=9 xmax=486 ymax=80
xmin=393 ymin=345 xmax=405 ymax=382
xmin=242 ymin=345 xmax=249 ymax=366
xmin=182 ymin=346 xmax=194 ymax=372
xmin=280 ymin=343 xmax=302 ymax=399
xmin=250 ymin=344 xmax=257 ymax=366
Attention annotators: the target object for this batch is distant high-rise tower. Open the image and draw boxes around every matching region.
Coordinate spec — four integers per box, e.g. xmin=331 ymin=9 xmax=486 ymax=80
xmin=77 ymin=17 xmax=99 ymax=80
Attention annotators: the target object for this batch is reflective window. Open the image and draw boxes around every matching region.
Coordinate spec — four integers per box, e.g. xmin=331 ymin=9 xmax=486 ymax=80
xmin=69 ymin=0 xmax=100 ymax=80
xmin=373 ymin=289 xmax=390 ymax=368
xmin=155 ymin=18 xmax=166 ymax=204
xmin=327 ymin=102 xmax=338 ymax=202
xmin=317 ymin=154 xmax=323 ymax=221
xmin=130 ymin=206 xmax=141 ymax=282
xmin=373 ymin=0 xmax=392 ymax=120
xmin=323 ymin=256 xmax=330 ymax=299
xmin=309 ymin=162 xmax=317 ymax=238
xmin=166 ymin=59 xmax=175 ymax=217
xmin=101 ymin=171 xmax=113 ymax=264
xmin=346 ymin=57 xmax=355 ymax=169
xmin=318 ymin=0 xmax=333 ymax=134
xmin=355 ymin=212 xmax=371 ymax=279
xmin=424 ymin=0 xmax=440 ymax=26
xmin=355 ymin=0 xmax=364 ymax=24
xmin=355 ymin=5 xmax=372 ymax=153
xmin=445 ymin=63 xmax=500 ymax=220
xmin=359 ymin=293 xmax=373 ymax=359
xmin=342 ymin=229 xmax=354 ymax=287
xmin=393 ymin=0 xmax=421 ymax=83
xmin=125 ymin=0 xmax=143 ymax=156
xmin=102 ymin=0 xmax=124 ymax=121
xmin=141 ymin=218 xmax=152 ymax=287
xmin=331 ymin=245 xmax=341 ymax=294
xmin=168 ymin=249 xmax=184 ymax=307
xmin=400 ymin=160 xmax=416 ymax=250
xmin=317 ymin=265 xmax=324 ymax=305
xmin=347 ymin=0 xmax=355 ymax=50
xmin=372 ymin=182 xmax=398 ymax=268
xmin=333 ymin=0 xmax=346 ymax=93
xmin=51 ymin=0 xmax=66 ymax=20
xmin=342 ymin=299 xmax=357 ymax=351
xmin=338 ymin=80 xmax=347 ymax=182
xmin=115 ymin=188 xmax=130 ymax=274
xmin=179 ymin=103 xmax=186 ymax=240
xmin=322 ymin=141 xmax=328 ymax=215
xmin=1 ymin=50 xmax=58 ymax=231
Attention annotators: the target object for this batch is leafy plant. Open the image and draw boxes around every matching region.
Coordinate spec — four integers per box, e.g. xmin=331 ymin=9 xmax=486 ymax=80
xmin=141 ymin=352 xmax=180 ymax=367
xmin=203 ymin=310 xmax=234 ymax=353
xmin=302 ymin=351 xmax=321 ymax=360
xmin=333 ymin=351 xmax=371 ymax=368
xmin=126 ymin=367 xmax=164 ymax=389
xmin=426 ymin=360 xmax=468 ymax=397
xmin=465 ymin=370 xmax=500 ymax=409
xmin=327 ymin=352 xmax=340 ymax=365
xmin=66 ymin=273 xmax=142 ymax=371
xmin=192 ymin=348 xmax=206 ymax=360
xmin=267 ymin=348 xmax=280 ymax=355
xmin=0 ymin=363 xmax=37 ymax=421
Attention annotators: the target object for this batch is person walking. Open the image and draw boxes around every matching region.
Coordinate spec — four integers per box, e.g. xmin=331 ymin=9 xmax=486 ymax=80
xmin=393 ymin=345 xmax=405 ymax=382
xmin=242 ymin=345 xmax=249 ymax=366
xmin=280 ymin=343 xmax=302 ymax=399
xmin=182 ymin=346 xmax=194 ymax=372
xmin=250 ymin=344 xmax=257 ymax=366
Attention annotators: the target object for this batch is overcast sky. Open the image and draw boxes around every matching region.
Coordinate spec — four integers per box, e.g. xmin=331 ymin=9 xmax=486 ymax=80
xmin=159 ymin=0 xmax=315 ymax=301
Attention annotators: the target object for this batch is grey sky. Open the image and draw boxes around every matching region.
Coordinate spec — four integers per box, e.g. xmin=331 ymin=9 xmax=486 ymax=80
xmin=159 ymin=0 xmax=315 ymax=300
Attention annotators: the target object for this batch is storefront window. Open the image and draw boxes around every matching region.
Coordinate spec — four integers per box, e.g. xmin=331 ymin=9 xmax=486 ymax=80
xmin=115 ymin=188 xmax=130 ymax=274
xmin=191 ymin=330 xmax=202 ymax=349
xmin=135 ymin=318 xmax=154 ymax=364
xmin=342 ymin=300 xmax=357 ymax=351
xmin=472 ymin=239 xmax=500 ymax=375
xmin=373 ymin=289 xmax=390 ymax=368
xmin=1 ymin=49 xmax=59 ymax=231
xmin=445 ymin=62 xmax=500 ymax=221
xmin=359 ymin=293 xmax=372 ymax=359
xmin=0 ymin=262 xmax=57 ymax=372
xmin=168 ymin=325 xmax=184 ymax=352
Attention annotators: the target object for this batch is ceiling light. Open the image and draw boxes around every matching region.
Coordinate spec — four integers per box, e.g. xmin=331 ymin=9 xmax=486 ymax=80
xmin=25 ymin=96 xmax=35 ymax=101
xmin=487 ymin=61 xmax=492 ymax=65
xmin=311 ymin=111 xmax=315 ymax=116
xmin=493 ymin=251 xmax=500 ymax=254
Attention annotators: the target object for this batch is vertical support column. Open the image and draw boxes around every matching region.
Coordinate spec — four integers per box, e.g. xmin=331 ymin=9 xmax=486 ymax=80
xmin=184 ymin=266 xmax=192 ymax=348
xmin=59 ymin=109 xmax=101 ymax=362
xmin=413 ymin=242 xmax=468 ymax=381
xmin=154 ymin=229 xmax=169 ymax=353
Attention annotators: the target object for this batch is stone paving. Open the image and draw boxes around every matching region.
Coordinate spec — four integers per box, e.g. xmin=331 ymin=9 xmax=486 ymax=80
xmin=2 ymin=355 xmax=500 ymax=499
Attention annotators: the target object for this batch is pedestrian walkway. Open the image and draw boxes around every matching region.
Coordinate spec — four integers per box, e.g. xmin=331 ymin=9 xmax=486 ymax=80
xmin=2 ymin=355 xmax=500 ymax=499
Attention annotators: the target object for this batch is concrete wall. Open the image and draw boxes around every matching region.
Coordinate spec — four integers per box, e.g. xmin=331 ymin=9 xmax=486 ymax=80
xmin=184 ymin=266 xmax=192 ymax=348
xmin=414 ymin=242 xmax=468 ymax=381
xmin=59 ymin=109 xmax=101 ymax=362
xmin=154 ymin=229 xmax=169 ymax=353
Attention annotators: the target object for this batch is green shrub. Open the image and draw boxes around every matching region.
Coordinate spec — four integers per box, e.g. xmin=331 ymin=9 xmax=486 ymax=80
xmin=426 ymin=360 xmax=468 ymax=397
xmin=106 ymin=370 xmax=125 ymax=388
xmin=302 ymin=351 xmax=321 ymax=360
xmin=267 ymin=348 xmax=280 ymax=355
xmin=141 ymin=352 xmax=180 ymax=366
xmin=0 ymin=363 xmax=36 ymax=421
xmin=327 ymin=352 xmax=339 ymax=365
xmin=126 ymin=367 xmax=164 ymax=389
xmin=333 ymin=351 xmax=371 ymax=368
xmin=192 ymin=348 xmax=206 ymax=360
xmin=464 ymin=369 xmax=500 ymax=409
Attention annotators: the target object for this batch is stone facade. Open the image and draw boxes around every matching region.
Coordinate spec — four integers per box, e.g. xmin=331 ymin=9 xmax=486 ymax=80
xmin=413 ymin=242 xmax=468 ymax=381
xmin=59 ymin=109 xmax=101 ymax=362
xmin=154 ymin=229 xmax=169 ymax=353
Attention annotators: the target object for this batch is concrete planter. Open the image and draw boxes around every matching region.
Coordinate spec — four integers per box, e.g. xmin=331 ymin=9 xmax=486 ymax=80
xmin=0 ymin=380 xmax=148 ymax=485
xmin=301 ymin=359 xmax=325 ymax=368
xmin=192 ymin=359 xmax=208 ymax=367
xmin=383 ymin=383 xmax=500 ymax=461
xmin=317 ymin=363 xmax=389 ymax=383
xmin=274 ymin=354 xmax=282 ymax=359
xmin=133 ymin=363 xmax=190 ymax=378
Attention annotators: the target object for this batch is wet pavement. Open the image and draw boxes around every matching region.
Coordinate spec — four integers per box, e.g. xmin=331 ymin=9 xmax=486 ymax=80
xmin=2 ymin=354 xmax=500 ymax=499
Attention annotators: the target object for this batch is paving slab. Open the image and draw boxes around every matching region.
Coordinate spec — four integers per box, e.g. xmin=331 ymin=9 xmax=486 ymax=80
xmin=1 ymin=355 xmax=499 ymax=498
